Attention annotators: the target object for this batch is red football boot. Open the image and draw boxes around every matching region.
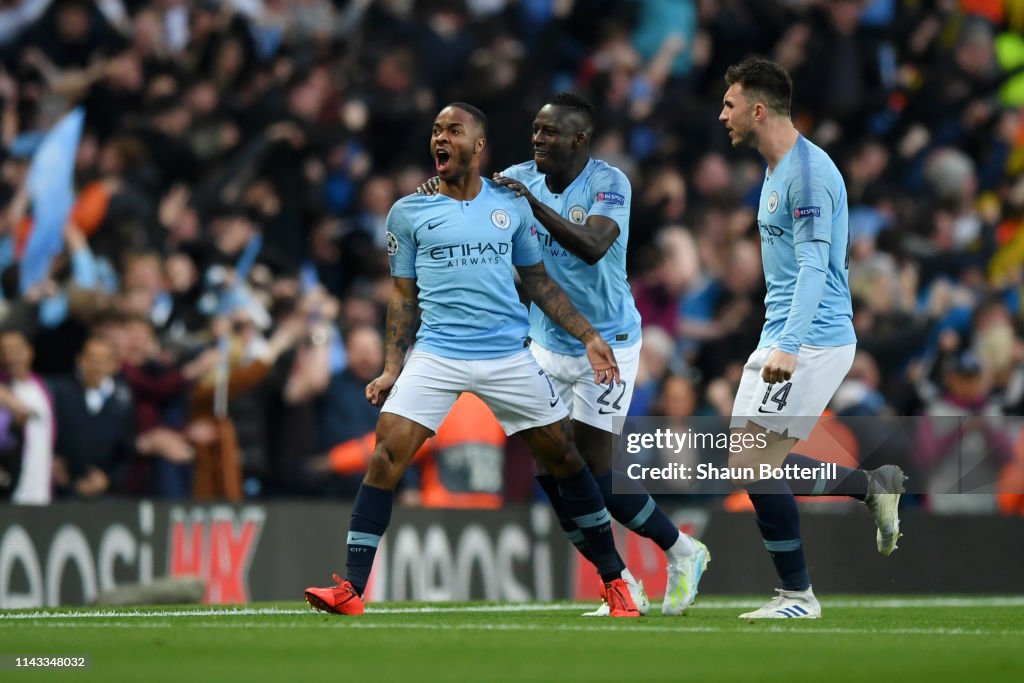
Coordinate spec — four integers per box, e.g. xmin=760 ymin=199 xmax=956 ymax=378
xmin=304 ymin=574 xmax=365 ymax=615
xmin=603 ymin=578 xmax=640 ymax=618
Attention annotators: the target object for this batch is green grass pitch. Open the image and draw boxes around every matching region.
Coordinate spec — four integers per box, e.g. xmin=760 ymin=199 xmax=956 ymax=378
xmin=2 ymin=597 xmax=1022 ymax=682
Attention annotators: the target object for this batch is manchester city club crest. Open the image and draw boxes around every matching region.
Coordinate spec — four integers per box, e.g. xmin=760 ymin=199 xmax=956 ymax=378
xmin=491 ymin=209 xmax=511 ymax=229
xmin=767 ymin=191 xmax=779 ymax=213
xmin=568 ymin=206 xmax=586 ymax=224
xmin=385 ymin=231 xmax=398 ymax=255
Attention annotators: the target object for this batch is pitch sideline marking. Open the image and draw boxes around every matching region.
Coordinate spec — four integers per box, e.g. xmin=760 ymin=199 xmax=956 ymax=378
xmin=8 ymin=620 xmax=1024 ymax=638
xmin=374 ymin=596 xmax=1024 ymax=612
xmin=2 ymin=596 xmax=1024 ymax=621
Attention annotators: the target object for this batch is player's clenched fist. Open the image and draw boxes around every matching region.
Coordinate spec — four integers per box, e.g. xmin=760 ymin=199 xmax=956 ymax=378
xmin=760 ymin=349 xmax=797 ymax=385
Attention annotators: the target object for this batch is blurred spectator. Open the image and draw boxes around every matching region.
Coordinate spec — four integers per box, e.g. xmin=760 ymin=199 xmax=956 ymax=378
xmin=187 ymin=310 xmax=299 ymax=500
xmin=629 ymin=325 xmax=674 ymax=417
xmin=689 ymin=237 xmax=765 ymax=382
xmin=51 ymin=335 xmax=134 ymax=499
xmin=0 ymin=327 xmax=54 ymax=504
xmin=316 ymin=323 xmax=381 ymax=453
xmin=915 ymin=350 xmax=1015 ymax=513
xmin=970 ymin=297 xmax=1024 ymax=407
xmin=263 ymin=287 xmax=337 ymax=496
xmin=120 ymin=314 xmax=216 ymax=498
xmin=649 ymin=371 xmax=689 ymax=417
xmin=304 ymin=323 xmax=382 ymax=496
xmin=632 ymin=166 xmax=687 ymax=251
xmin=631 ymin=226 xmax=692 ymax=335
xmin=832 ymin=350 xmax=889 ymax=417
xmin=788 ymin=0 xmax=888 ymax=147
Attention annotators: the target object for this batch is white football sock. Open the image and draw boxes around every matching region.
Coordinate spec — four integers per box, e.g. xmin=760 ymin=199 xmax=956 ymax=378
xmin=666 ymin=531 xmax=697 ymax=560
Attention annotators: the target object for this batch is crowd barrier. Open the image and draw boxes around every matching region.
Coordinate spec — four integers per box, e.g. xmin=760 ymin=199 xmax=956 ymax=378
xmin=1 ymin=502 xmax=1020 ymax=607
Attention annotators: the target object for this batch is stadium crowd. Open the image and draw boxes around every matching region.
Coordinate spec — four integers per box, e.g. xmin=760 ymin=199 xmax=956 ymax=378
xmin=0 ymin=0 xmax=1022 ymax=512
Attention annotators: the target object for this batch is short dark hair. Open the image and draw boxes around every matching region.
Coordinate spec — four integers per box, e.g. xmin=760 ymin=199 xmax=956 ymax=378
xmin=724 ymin=57 xmax=792 ymax=116
xmin=342 ymin=323 xmax=381 ymax=349
xmin=446 ymin=102 xmax=488 ymax=135
xmin=546 ymin=92 xmax=596 ymax=134
xmin=79 ymin=335 xmax=116 ymax=356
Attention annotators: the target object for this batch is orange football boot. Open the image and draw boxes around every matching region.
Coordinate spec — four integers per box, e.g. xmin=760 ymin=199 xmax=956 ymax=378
xmin=603 ymin=578 xmax=640 ymax=618
xmin=304 ymin=574 xmax=365 ymax=615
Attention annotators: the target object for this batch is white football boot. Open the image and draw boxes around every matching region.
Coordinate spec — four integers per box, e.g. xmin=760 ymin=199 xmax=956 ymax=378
xmin=864 ymin=465 xmax=907 ymax=556
xmin=662 ymin=540 xmax=711 ymax=616
xmin=739 ymin=586 xmax=822 ymax=620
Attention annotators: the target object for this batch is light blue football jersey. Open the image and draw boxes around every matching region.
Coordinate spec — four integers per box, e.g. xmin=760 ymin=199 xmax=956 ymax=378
xmin=501 ymin=159 xmax=642 ymax=355
xmin=756 ymin=135 xmax=856 ymax=350
xmin=386 ymin=179 xmax=543 ymax=360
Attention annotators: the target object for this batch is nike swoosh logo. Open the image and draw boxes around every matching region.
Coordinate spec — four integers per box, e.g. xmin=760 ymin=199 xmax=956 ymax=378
xmin=427 ymin=221 xmax=446 ymax=230
xmin=598 ymin=408 xmax=618 ymax=415
xmin=549 ymin=399 xmax=559 ymax=407
xmin=757 ymin=407 xmax=777 ymax=414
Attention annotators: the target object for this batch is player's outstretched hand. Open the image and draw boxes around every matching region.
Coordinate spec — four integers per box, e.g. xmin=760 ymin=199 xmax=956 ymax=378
xmin=584 ymin=334 xmax=620 ymax=385
xmin=415 ymin=176 xmax=441 ymax=195
xmin=760 ymin=349 xmax=797 ymax=385
xmin=366 ymin=371 xmax=399 ymax=407
xmin=493 ymin=173 xmax=533 ymax=200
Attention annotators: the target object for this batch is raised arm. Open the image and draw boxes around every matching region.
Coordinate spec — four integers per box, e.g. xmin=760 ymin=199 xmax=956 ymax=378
xmin=366 ymin=276 xmax=419 ymax=406
xmin=495 ymin=175 xmax=619 ymax=265
xmin=516 ymin=262 xmax=619 ymax=384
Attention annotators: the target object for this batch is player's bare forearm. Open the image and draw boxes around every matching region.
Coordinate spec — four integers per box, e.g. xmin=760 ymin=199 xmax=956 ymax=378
xmin=516 ymin=262 xmax=597 ymax=342
xmin=527 ymin=196 xmax=619 ymax=265
xmin=383 ymin=277 xmax=419 ymax=374
xmin=494 ymin=175 xmax=618 ymax=265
